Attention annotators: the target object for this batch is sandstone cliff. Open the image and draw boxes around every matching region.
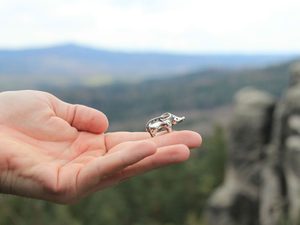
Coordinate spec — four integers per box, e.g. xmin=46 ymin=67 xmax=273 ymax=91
xmin=207 ymin=63 xmax=300 ymax=225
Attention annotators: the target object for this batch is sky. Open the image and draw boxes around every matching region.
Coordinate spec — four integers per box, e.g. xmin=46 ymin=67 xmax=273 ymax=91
xmin=1 ymin=0 xmax=300 ymax=53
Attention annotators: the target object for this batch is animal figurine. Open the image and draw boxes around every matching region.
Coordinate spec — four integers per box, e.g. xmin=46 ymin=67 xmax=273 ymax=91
xmin=146 ymin=112 xmax=185 ymax=137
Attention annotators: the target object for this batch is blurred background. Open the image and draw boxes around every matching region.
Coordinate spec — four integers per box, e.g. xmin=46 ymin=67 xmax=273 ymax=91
xmin=0 ymin=0 xmax=300 ymax=224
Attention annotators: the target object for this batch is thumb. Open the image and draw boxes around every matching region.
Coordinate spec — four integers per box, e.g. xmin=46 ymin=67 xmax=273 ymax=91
xmin=51 ymin=96 xmax=109 ymax=134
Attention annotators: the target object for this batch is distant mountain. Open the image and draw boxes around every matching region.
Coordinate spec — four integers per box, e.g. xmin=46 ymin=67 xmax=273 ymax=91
xmin=0 ymin=43 xmax=298 ymax=88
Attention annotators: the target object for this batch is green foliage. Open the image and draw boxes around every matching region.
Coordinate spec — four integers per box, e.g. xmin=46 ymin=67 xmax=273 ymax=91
xmin=0 ymin=127 xmax=227 ymax=225
xmin=0 ymin=196 xmax=80 ymax=225
xmin=277 ymin=215 xmax=300 ymax=225
xmin=45 ymin=62 xmax=290 ymax=124
xmin=0 ymin=61 xmax=291 ymax=224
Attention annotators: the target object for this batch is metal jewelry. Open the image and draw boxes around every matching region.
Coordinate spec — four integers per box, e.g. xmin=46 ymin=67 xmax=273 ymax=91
xmin=146 ymin=112 xmax=185 ymax=137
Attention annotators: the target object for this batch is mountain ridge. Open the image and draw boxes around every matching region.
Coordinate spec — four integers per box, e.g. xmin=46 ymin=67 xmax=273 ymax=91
xmin=0 ymin=43 xmax=298 ymax=85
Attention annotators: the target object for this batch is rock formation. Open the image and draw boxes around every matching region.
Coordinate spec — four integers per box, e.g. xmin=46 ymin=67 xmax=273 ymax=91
xmin=207 ymin=63 xmax=300 ymax=225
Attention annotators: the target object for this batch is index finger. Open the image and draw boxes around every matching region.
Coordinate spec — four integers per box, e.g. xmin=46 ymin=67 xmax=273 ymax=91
xmin=105 ymin=130 xmax=202 ymax=150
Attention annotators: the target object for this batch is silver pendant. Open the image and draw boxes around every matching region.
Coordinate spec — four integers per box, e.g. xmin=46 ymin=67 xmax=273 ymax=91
xmin=146 ymin=112 xmax=185 ymax=137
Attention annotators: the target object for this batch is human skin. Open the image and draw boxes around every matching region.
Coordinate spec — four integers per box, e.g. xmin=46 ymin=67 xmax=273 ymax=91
xmin=0 ymin=90 xmax=202 ymax=204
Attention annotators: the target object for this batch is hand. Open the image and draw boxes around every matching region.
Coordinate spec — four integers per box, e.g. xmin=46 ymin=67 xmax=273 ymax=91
xmin=0 ymin=90 xmax=201 ymax=204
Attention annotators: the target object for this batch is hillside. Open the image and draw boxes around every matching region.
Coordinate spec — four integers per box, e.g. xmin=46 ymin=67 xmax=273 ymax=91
xmin=0 ymin=47 xmax=296 ymax=133
xmin=0 ymin=43 xmax=298 ymax=88
xmin=0 ymin=50 xmax=298 ymax=225
xmin=42 ymin=60 xmax=295 ymax=134
xmin=50 ymin=61 xmax=292 ymax=114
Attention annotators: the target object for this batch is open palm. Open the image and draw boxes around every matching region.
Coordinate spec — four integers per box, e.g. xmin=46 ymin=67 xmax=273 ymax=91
xmin=0 ymin=90 xmax=201 ymax=204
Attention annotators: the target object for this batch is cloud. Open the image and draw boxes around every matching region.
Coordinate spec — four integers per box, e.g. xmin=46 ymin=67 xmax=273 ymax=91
xmin=1 ymin=0 xmax=300 ymax=52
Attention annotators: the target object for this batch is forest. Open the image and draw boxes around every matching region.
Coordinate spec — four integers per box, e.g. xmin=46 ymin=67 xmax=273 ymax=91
xmin=0 ymin=59 xmax=294 ymax=224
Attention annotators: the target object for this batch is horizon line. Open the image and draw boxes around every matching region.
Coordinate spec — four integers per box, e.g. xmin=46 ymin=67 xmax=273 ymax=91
xmin=0 ymin=42 xmax=300 ymax=56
